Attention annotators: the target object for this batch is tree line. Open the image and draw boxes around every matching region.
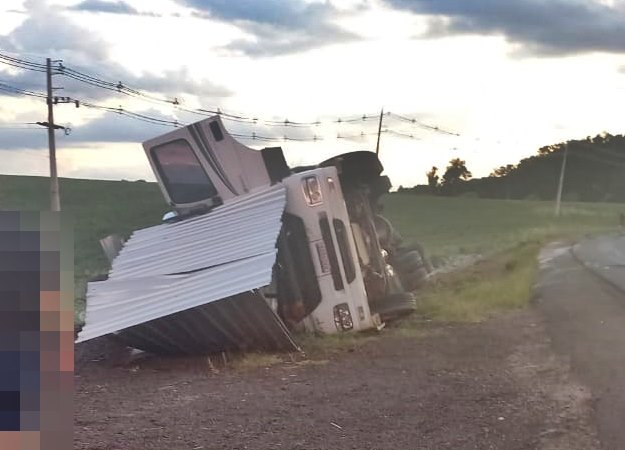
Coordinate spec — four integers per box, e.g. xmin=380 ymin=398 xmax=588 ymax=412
xmin=398 ymin=133 xmax=625 ymax=202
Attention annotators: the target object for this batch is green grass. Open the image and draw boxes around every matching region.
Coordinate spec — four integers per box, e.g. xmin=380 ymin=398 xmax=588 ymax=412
xmin=409 ymin=242 xmax=540 ymax=323
xmin=383 ymin=193 xmax=623 ymax=263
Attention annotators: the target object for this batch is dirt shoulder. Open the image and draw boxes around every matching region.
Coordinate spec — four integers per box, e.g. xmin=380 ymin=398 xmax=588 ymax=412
xmin=75 ymin=308 xmax=599 ymax=450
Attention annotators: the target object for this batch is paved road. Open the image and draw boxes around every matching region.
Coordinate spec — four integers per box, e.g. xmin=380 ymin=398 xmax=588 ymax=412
xmin=535 ymin=236 xmax=625 ymax=450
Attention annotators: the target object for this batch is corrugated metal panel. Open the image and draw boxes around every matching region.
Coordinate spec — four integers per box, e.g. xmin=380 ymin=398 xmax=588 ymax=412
xmin=116 ymin=292 xmax=298 ymax=355
xmin=109 ymin=185 xmax=287 ymax=280
xmin=76 ymin=184 xmax=298 ymax=353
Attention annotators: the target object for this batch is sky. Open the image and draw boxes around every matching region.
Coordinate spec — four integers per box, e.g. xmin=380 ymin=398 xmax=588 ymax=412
xmin=0 ymin=0 xmax=624 ymax=188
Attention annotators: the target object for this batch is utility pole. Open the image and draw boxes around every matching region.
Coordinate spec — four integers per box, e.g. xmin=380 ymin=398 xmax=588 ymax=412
xmin=375 ymin=108 xmax=384 ymax=156
xmin=46 ymin=58 xmax=61 ymax=212
xmin=554 ymin=142 xmax=569 ymax=217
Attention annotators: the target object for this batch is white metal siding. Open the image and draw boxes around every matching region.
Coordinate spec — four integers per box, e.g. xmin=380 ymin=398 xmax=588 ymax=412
xmin=76 ymin=184 xmax=287 ymax=344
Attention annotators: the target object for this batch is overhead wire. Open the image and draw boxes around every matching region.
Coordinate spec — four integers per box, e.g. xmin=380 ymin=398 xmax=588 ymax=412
xmin=0 ymin=50 xmax=466 ymax=146
xmin=0 ymin=53 xmax=48 ymax=73
xmin=0 ymin=81 xmax=47 ymax=98
xmin=1 ymin=52 xmax=403 ymax=128
xmin=389 ymin=112 xmax=460 ymax=136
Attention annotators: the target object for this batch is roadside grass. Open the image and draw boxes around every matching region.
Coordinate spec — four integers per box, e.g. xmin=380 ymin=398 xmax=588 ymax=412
xmin=295 ymin=329 xmax=382 ymax=357
xmin=407 ymin=241 xmax=541 ymax=324
xmin=226 ymin=353 xmax=284 ymax=371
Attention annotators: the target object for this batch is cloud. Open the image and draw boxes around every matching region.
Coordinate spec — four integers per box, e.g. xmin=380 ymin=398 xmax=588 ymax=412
xmin=0 ymin=107 xmax=178 ymax=151
xmin=0 ymin=126 xmax=48 ymax=150
xmin=69 ymin=0 xmax=139 ymax=15
xmin=0 ymin=0 xmax=230 ymax=101
xmin=385 ymin=0 xmax=625 ymax=56
xmin=180 ymin=0 xmax=361 ymax=56
xmin=64 ymin=109 xmax=179 ymax=145
xmin=68 ymin=0 xmax=163 ymax=17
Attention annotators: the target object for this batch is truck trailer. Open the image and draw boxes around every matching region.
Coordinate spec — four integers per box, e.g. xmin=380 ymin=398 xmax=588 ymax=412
xmin=76 ymin=116 xmax=430 ymax=354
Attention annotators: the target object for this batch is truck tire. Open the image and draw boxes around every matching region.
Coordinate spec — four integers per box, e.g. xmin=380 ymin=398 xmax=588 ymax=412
xmin=370 ymin=292 xmax=416 ymax=322
xmin=392 ymin=250 xmax=424 ymax=271
xmin=399 ymin=267 xmax=429 ymax=291
xmin=390 ymin=249 xmax=429 ymax=291
xmin=395 ymin=243 xmax=434 ymax=274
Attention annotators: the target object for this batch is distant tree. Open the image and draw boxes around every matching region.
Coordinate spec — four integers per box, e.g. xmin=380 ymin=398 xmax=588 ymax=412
xmin=440 ymin=158 xmax=472 ymax=196
xmin=490 ymin=164 xmax=516 ymax=177
xmin=538 ymin=142 xmax=564 ymax=156
xmin=425 ymin=166 xmax=439 ymax=192
xmin=442 ymin=158 xmax=472 ymax=186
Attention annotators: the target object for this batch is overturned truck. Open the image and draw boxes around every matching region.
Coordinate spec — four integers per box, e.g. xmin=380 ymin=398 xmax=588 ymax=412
xmin=76 ymin=116 xmax=431 ymax=354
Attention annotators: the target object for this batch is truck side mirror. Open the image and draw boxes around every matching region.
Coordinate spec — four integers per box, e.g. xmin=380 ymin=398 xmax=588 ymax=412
xmin=162 ymin=211 xmax=180 ymax=223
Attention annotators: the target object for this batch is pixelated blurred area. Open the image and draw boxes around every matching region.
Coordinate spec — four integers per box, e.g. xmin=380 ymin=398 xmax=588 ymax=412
xmin=0 ymin=212 xmax=73 ymax=450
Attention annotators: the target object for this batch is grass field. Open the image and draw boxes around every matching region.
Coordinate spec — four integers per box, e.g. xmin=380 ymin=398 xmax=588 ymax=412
xmin=1 ymin=174 xmax=622 ymax=324
xmin=384 ymin=193 xmax=623 ymax=264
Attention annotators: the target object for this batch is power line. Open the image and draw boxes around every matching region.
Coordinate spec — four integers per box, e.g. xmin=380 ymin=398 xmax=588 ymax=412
xmin=1 ymin=51 xmax=462 ymax=136
xmin=2 ymin=53 xmax=394 ymax=128
xmin=0 ymin=81 xmax=47 ymax=98
xmin=230 ymin=132 xmax=324 ymax=142
xmin=0 ymin=79 xmax=457 ymax=144
xmin=0 ymin=53 xmax=48 ymax=73
xmin=337 ymin=131 xmax=381 ymax=139
xmin=386 ymin=129 xmax=422 ymax=140
xmin=0 ymin=50 xmax=465 ymax=146
xmin=389 ymin=112 xmax=460 ymax=136
xmin=79 ymin=100 xmax=184 ymax=127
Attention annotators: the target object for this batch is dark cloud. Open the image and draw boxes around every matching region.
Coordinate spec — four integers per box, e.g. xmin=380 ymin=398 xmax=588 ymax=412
xmin=181 ymin=0 xmax=360 ymax=56
xmin=385 ymin=0 xmax=625 ymax=56
xmin=0 ymin=0 xmax=230 ymax=101
xmin=0 ymin=126 xmax=48 ymax=150
xmin=69 ymin=0 xmax=139 ymax=15
xmin=185 ymin=0 xmax=331 ymax=28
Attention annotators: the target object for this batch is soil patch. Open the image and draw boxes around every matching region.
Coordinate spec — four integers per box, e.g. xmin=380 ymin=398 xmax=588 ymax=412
xmin=75 ymin=309 xmax=599 ymax=450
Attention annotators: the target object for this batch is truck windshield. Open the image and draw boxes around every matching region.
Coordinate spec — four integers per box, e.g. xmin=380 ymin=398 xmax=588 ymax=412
xmin=151 ymin=139 xmax=218 ymax=204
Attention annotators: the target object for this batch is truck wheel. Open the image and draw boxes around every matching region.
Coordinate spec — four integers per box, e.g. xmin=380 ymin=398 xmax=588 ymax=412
xmin=370 ymin=293 xmax=416 ymax=322
xmin=396 ymin=244 xmax=433 ymax=273
xmin=399 ymin=267 xmax=429 ymax=291
xmin=392 ymin=250 xmax=425 ymax=274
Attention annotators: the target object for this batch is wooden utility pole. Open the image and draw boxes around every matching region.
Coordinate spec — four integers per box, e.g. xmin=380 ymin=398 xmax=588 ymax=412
xmin=375 ymin=108 xmax=384 ymax=156
xmin=46 ymin=58 xmax=61 ymax=212
xmin=554 ymin=142 xmax=569 ymax=217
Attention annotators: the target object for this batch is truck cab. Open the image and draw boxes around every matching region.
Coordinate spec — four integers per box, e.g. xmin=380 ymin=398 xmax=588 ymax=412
xmin=142 ymin=116 xmax=429 ymax=336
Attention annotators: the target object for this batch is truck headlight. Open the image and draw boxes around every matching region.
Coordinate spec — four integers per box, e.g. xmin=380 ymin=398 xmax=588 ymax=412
xmin=303 ymin=176 xmax=323 ymax=206
xmin=333 ymin=303 xmax=354 ymax=331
